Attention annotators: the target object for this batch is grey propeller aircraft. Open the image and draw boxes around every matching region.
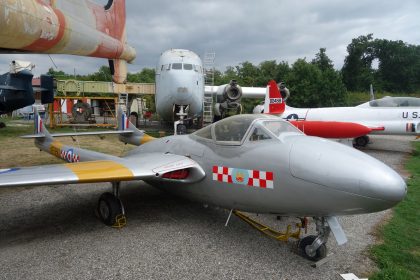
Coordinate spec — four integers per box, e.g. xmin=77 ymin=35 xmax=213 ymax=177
xmin=0 ymin=108 xmax=406 ymax=261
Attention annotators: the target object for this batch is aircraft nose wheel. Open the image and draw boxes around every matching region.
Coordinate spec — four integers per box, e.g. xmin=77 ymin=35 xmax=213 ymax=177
xmin=298 ymin=235 xmax=327 ymax=261
xmin=97 ymin=192 xmax=126 ymax=228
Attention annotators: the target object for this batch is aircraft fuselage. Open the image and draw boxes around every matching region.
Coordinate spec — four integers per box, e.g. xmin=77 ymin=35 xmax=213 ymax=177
xmin=155 ymin=49 xmax=204 ymax=121
xmin=126 ymin=117 xmax=406 ymax=216
xmin=283 ymin=106 xmax=420 ymax=135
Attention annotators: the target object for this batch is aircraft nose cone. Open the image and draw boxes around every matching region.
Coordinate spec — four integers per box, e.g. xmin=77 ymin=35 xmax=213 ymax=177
xmin=289 ymin=137 xmax=406 ymax=207
xmin=359 ymin=166 xmax=407 ymax=204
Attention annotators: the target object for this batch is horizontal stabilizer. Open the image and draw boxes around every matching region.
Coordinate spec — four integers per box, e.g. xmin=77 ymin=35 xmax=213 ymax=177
xmin=21 ymin=130 xmax=135 ymax=139
xmin=0 ymin=85 xmax=23 ymax=90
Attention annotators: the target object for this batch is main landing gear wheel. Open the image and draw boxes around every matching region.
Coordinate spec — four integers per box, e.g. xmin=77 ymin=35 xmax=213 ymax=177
xmin=354 ymin=135 xmax=370 ymax=147
xmin=97 ymin=192 xmax=126 ymax=227
xmin=298 ymin=235 xmax=327 ymax=261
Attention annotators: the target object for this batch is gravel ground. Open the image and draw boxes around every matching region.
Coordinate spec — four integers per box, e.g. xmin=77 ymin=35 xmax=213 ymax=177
xmin=0 ymin=135 xmax=416 ymax=280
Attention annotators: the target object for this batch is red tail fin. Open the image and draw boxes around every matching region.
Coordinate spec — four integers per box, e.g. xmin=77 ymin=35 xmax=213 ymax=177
xmin=264 ymin=80 xmax=285 ymax=115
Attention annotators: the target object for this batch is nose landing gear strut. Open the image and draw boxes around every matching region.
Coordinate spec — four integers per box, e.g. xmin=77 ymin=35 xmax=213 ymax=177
xmin=297 ymin=217 xmax=329 ymax=261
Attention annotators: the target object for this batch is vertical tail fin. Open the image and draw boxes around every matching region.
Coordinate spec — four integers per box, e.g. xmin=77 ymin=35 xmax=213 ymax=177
xmin=32 ymin=106 xmax=52 ymax=140
xmin=117 ymin=105 xmax=133 ymax=131
xmin=40 ymin=75 xmax=54 ymax=104
xmin=34 ymin=108 xmax=43 ymax=135
xmin=263 ymin=80 xmax=285 ymax=115
xmin=116 ymin=105 xmax=155 ymax=145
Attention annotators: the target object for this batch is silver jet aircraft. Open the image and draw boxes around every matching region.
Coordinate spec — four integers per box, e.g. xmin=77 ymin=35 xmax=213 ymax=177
xmin=155 ymin=49 xmax=265 ymax=129
xmin=0 ymin=110 xmax=406 ymax=261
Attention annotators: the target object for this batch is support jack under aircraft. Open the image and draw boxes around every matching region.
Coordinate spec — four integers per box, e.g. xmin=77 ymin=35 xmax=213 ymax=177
xmin=0 ymin=107 xmax=406 ymax=261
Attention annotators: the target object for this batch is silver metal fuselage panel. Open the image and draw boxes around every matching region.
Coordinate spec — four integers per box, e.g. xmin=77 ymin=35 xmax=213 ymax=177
xmin=126 ymin=117 xmax=406 ymax=216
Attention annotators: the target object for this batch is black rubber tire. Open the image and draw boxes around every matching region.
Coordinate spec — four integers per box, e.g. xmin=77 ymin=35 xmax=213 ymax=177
xmin=97 ymin=192 xmax=123 ymax=226
xmin=354 ymin=135 xmax=369 ymax=147
xmin=298 ymin=235 xmax=327 ymax=261
xmin=0 ymin=122 xmax=5 ymax=129
xmin=176 ymin=124 xmax=187 ymax=135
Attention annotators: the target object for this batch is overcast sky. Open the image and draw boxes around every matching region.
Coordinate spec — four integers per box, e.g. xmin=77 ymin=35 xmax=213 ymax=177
xmin=1 ymin=0 xmax=420 ymax=77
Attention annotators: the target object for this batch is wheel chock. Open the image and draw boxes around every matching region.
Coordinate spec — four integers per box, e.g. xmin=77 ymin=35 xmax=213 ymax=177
xmin=112 ymin=214 xmax=127 ymax=229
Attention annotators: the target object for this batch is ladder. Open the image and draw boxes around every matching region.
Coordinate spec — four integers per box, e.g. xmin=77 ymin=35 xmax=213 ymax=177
xmin=202 ymin=51 xmax=216 ymax=125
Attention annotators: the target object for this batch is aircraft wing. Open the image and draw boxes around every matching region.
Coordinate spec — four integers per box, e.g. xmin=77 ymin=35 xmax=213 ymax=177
xmin=205 ymin=86 xmax=266 ymax=98
xmin=241 ymin=87 xmax=266 ymax=98
xmin=0 ymin=153 xmax=205 ymax=188
xmin=0 ymin=85 xmax=23 ymax=90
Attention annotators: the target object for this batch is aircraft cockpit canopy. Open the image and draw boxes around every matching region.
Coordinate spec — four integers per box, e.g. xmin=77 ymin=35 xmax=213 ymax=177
xmin=193 ymin=114 xmax=302 ymax=145
xmin=160 ymin=63 xmax=202 ymax=73
xmin=368 ymin=97 xmax=420 ymax=107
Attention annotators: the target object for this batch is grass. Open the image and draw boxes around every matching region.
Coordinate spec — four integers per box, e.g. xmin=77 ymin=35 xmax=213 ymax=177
xmin=0 ymin=117 xmax=135 ymax=168
xmin=369 ymin=142 xmax=420 ymax=280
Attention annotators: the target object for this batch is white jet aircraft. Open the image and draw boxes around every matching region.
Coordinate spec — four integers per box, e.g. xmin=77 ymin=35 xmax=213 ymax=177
xmin=155 ymin=49 xmax=265 ymax=132
xmin=254 ymin=87 xmax=420 ymax=146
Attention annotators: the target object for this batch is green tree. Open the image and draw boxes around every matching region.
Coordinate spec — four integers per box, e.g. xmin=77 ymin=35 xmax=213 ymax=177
xmin=219 ymin=66 xmax=239 ymax=84
xmin=342 ymin=34 xmax=375 ymax=91
xmin=285 ymin=59 xmax=323 ymax=107
xmin=46 ymin=68 xmax=73 ymax=79
xmin=235 ymin=61 xmax=259 ymax=86
xmin=127 ymin=68 xmax=156 ymax=83
xmin=285 ymin=50 xmax=346 ymax=107
xmin=312 ymin=48 xmax=333 ymax=72
xmin=275 ymin=61 xmax=291 ymax=82
xmin=85 ymin=65 xmax=112 ymax=81
xmin=256 ymin=60 xmax=278 ymax=86
xmin=373 ymin=39 xmax=420 ymax=92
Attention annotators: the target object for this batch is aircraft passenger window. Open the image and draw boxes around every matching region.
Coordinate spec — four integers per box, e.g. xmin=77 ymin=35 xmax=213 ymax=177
xmin=172 ymin=63 xmax=182 ymax=70
xmin=193 ymin=125 xmax=212 ymax=140
xmin=249 ymin=128 xmax=272 ymax=141
xmin=166 ymin=64 xmax=171 ymax=70
xmin=184 ymin=64 xmax=193 ymax=70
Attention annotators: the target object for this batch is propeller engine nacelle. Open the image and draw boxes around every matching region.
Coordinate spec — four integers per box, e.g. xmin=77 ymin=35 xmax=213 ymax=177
xmin=217 ymin=80 xmax=243 ymax=102
xmin=214 ymin=80 xmax=243 ymax=118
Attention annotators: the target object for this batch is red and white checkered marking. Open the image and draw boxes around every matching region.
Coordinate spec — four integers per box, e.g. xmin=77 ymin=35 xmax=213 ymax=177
xmin=212 ymin=166 xmax=274 ymax=189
